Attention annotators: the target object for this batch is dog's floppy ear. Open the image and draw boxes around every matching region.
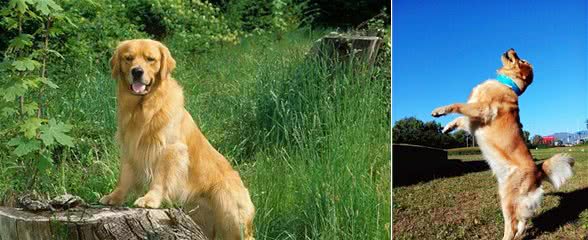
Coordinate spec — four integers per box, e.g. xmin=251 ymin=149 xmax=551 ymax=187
xmin=110 ymin=43 xmax=123 ymax=81
xmin=159 ymin=44 xmax=176 ymax=81
xmin=500 ymin=53 xmax=510 ymax=66
xmin=500 ymin=48 xmax=520 ymax=67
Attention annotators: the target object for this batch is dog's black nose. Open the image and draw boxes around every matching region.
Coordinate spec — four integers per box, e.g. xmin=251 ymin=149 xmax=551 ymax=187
xmin=131 ymin=67 xmax=144 ymax=78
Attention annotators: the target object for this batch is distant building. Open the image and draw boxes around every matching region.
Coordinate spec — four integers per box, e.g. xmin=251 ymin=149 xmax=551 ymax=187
xmin=541 ymin=136 xmax=555 ymax=145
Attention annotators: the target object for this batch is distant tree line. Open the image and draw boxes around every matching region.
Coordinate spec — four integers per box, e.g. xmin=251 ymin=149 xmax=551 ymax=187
xmin=393 ymin=117 xmax=532 ymax=149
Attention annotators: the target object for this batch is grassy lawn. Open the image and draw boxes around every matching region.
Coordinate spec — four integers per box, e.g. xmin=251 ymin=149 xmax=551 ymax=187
xmin=393 ymin=146 xmax=588 ymax=239
xmin=0 ymin=30 xmax=391 ymax=239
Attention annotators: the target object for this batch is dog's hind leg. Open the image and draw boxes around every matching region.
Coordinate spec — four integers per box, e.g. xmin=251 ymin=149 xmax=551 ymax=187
xmin=498 ymin=178 xmax=521 ymax=240
xmin=500 ymin=170 xmax=541 ymax=240
xmin=187 ymin=198 xmax=216 ymax=239
xmin=211 ymin=180 xmax=255 ymax=240
xmin=514 ymin=184 xmax=543 ymax=239
xmin=500 ymin=194 xmax=517 ymax=240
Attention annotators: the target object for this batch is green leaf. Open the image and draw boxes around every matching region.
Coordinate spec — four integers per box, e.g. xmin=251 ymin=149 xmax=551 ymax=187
xmin=9 ymin=0 xmax=29 ymax=14
xmin=12 ymin=58 xmax=41 ymax=71
xmin=38 ymin=153 xmax=54 ymax=172
xmin=39 ymin=130 xmax=54 ymax=146
xmin=8 ymin=137 xmax=41 ymax=157
xmin=23 ymin=102 xmax=38 ymax=116
xmin=12 ymin=60 xmax=27 ymax=71
xmin=15 ymin=140 xmax=41 ymax=156
xmin=47 ymin=49 xmax=64 ymax=59
xmin=20 ymin=117 xmax=44 ymax=139
xmin=0 ymin=60 xmax=12 ymax=72
xmin=48 ymin=26 xmax=64 ymax=37
xmin=2 ymin=84 xmax=27 ymax=102
xmin=1 ymin=16 xmax=19 ymax=30
xmin=40 ymin=78 xmax=59 ymax=88
xmin=61 ymin=15 xmax=77 ymax=28
xmin=47 ymin=0 xmax=62 ymax=11
xmin=7 ymin=137 xmax=24 ymax=146
xmin=9 ymin=34 xmax=33 ymax=50
xmin=35 ymin=0 xmax=62 ymax=15
xmin=0 ymin=8 xmax=12 ymax=17
xmin=23 ymin=77 xmax=42 ymax=89
xmin=40 ymin=118 xmax=73 ymax=147
xmin=2 ymin=107 xmax=17 ymax=117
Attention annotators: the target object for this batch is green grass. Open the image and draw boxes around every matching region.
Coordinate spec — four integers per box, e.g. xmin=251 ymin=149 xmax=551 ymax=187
xmin=0 ymin=29 xmax=391 ymax=239
xmin=393 ymin=146 xmax=588 ymax=239
xmin=447 ymin=146 xmax=481 ymax=156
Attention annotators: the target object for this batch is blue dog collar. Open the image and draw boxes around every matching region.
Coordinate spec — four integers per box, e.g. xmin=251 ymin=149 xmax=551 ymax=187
xmin=496 ymin=74 xmax=522 ymax=96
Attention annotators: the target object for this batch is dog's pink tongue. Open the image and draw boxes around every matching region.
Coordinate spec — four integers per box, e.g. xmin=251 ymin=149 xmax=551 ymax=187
xmin=132 ymin=82 xmax=146 ymax=93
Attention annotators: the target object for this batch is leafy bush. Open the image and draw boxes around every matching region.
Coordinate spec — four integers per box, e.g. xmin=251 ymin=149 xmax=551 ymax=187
xmin=0 ymin=0 xmax=74 ymax=189
xmin=310 ymin=0 xmax=390 ymax=27
xmin=124 ymin=0 xmax=239 ymax=52
xmin=392 ymin=117 xmax=462 ymax=149
xmin=225 ymin=0 xmax=316 ymax=39
xmin=50 ymin=0 xmax=240 ymax=70
xmin=55 ymin=0 xmax=147 ymax=71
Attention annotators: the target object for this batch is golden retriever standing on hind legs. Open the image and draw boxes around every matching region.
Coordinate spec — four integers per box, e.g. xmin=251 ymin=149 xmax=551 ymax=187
xmin=99 ymin=39 xmax=255 ymax=240
xmin=431 ymin=49 xmax=574 ymax=240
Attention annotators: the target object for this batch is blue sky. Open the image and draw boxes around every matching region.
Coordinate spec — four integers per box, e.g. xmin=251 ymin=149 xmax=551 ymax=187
xmin=392 ymin=0 xmax=588 ymax=136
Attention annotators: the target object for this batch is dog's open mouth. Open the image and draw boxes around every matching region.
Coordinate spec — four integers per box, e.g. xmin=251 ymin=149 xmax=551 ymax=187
xmin=129 ymin=82 xmax=151 ymax=95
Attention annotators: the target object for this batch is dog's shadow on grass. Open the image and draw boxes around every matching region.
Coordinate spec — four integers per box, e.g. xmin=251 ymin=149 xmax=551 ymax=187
xmin=393 ymin=159 xmax=489 ymax=187
xmin=525 ymin=187 xmax=588 ymax=239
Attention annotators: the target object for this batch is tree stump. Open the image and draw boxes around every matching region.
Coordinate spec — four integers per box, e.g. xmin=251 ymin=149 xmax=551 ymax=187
xmin=0 ymin=206 xmax=207 ymax=240
xmin=311 ymin=33 xmax=383 ymax=65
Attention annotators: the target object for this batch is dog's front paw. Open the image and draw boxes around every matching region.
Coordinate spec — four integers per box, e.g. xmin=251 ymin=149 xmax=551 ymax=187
xmin=442 ymin=124 xmax=456 ymax=134
xmin=100 ymin=192 xmax=125 ymax=206
xmin=431 ymin=106 xmax=451 ymax=117
xmin=442 ymin=120 xmax=460 ymax=133
xmin=134 ymin=194 xmax=162 ymax=208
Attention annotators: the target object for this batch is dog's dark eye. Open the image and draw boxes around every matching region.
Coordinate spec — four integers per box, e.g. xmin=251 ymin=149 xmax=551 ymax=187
xmin=125 ymin=56 xmax=133 ymax=61
xmin=147 ymin=57 xmax=155 ymax=62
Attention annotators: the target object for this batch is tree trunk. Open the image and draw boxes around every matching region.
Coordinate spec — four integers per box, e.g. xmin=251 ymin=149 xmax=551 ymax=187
xmin=0 ymin=206 xmax=207 ymax=240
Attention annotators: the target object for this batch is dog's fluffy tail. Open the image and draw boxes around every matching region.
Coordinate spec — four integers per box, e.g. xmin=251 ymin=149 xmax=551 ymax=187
xmin=539 ymin=153 xmax=574 ymax=189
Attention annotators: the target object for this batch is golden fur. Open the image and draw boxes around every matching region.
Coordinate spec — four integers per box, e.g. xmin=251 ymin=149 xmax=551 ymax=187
xmin=432 ymin=49 xmax=574 ymax=240
xmin=100 ymin=39 xmax=255 ymax=240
